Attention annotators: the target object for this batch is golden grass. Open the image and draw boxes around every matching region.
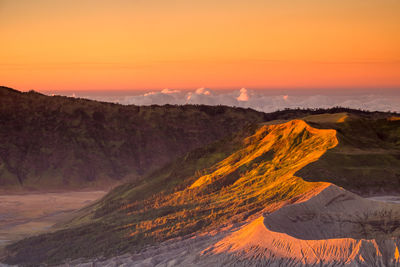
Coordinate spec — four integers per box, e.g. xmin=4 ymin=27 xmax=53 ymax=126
xmin=4 ymin=119 xmax=340 ymax=265
xmin=388 ymin=116 xmax=400 ymax=121
xmin=123 ymin=120 xmax=338 ymax=244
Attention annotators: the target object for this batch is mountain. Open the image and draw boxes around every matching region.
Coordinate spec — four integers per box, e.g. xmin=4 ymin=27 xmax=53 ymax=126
xmin=203 ymin=184 xmax=400 ymax=266
xmin=1 ymin=86 xmax=400 ymax=266
xmin=4 ymin=113 xmax=400 ymax=266
xmin=3 ymin=86 xmax=390 ymax=192
xmin=299 ymin=113 xmax=400 ymax=195
xmin=0 ymin=86 xmax=268 ymax=191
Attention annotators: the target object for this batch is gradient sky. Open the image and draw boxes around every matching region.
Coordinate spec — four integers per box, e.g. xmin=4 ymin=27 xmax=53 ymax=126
xmin=1 ymin=0 xmax=399 ymax=91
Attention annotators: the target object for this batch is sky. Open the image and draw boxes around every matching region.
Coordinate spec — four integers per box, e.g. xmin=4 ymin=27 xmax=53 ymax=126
xmin=1 ymin=0 xmax=400 ymax=92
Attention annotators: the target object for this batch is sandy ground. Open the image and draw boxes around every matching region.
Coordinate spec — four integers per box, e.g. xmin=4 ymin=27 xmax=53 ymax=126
xmin=70 ymin=187 xmax=400 ymax=267
xmin=368 ymin=195 xmax=400 ymax=204
xmin=0 ymin=191 xmax=107 ymax=248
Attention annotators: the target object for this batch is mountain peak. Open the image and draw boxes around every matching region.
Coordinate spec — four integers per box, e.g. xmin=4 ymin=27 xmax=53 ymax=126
xmin=190 ymin=119 xmax=337 ymax=189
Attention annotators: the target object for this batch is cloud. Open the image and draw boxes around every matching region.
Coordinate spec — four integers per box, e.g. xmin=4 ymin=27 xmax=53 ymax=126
xmin=186 ymin=88 xmax=217 ymax=105
xmin=78 ymin=89 xmax=400 ymax=113
xmin=186 ymin=92 xmax=193 ymax=101
xmin=143 ymin=91 xmax=157 ymax=96
xmin=195 ymin=87 xmax=211 ymax=95
xmin=237 ymin=88 xmax=249 ymax=102
xmin=161 ymin=88 xmax=180 ymax=94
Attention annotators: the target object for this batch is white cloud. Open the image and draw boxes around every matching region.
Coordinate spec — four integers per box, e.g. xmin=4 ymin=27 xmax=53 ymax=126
xmin=79 ymin=89 xmax=400 ymax=113
xmin=143 ymin=91 xmax=157 ymax=96
xmin=161 ymin=88 xmax=180 ymax=94
xmin=237 ymin=88 xmax=249 ymax=102
xmin=195 ymin=87 xmax=211 ymax=95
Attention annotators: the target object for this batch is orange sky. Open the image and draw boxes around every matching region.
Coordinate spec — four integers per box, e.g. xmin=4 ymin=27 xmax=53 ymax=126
xmin=1 ymin=0 xmax=399 ymax=91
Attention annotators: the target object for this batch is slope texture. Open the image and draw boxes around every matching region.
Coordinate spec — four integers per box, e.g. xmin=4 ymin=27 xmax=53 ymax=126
xmin=3 ymin=120 xmax=338 ymax=265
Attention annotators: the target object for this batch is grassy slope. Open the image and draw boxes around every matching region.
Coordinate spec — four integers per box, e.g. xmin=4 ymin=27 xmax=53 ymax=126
xmin=2 ymin=86 xmax=396 ymax=192
xmin=297 ymin=113 xmax=400 ymax=195
xmin=0 ymin=86 xmax=268 ymax=191
xmin=1 ymin=86 xmax=399 ymax=264
xmin=3 ymin=120 xmax=338 ymax=265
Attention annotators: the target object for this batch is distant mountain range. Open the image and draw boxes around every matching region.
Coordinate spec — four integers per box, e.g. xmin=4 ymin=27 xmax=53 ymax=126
xmin=2 ymin=89 xmax=399 ymax=266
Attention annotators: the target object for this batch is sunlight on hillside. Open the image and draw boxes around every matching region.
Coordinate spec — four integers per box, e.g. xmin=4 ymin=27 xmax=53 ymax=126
xmin=123 ymin=120 xmax=338 ymax=245
xmin=190 ymin=120 xmax=337 ymax=188
xmin=389 ymin=116 xmax=400 ymax=121
xmin=302 ymin=112 xmax=349 ymax=124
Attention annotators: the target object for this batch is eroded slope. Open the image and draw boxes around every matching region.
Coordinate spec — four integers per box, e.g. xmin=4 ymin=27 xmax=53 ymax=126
xmin=204 ymin=185 xmax=400 ymax=266
xmin=3 ymin=120 xmax=338 ymax=265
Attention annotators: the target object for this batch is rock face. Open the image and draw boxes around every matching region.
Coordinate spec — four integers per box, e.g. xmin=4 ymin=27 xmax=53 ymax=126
xmin=205 ymin=185 xmax=400 ymax=267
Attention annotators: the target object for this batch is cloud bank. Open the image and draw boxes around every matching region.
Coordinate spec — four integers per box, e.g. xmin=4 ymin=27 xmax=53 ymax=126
xmin=77 ymin=88 xmax=400 ymax=113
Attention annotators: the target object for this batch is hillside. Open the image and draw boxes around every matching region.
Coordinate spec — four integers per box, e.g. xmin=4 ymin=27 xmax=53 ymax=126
xmin=0 ymin=86 xmax=269 ymax=191
xmin=203 ymin=184 xmax=400 ymax=266
xmin=1 ymin=87 xmax=400 ymax=265
xmin=1 ymin=86 xmax=397 ymax=192
xmin=69 ymin=114 xmax=400 ymax=267
xmin=3 ymin=119 xmax=340 ymax=265
xmin=298 ymin=113 xmax=400 ymax=195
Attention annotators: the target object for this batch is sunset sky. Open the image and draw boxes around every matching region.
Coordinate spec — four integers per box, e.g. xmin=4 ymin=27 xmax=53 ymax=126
xmin=1 ymin=0 xmax=399 ymax=91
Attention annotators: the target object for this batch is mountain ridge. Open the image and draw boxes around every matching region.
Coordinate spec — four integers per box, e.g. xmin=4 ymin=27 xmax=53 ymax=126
xmin=2 ymin=119 xmax=340 ymax=265
xmin=1 ymin=86 xmax=400 ymax=266
xmin=0 ymin=86 xmax=267 ymax=191
xmin=3 ymin=85 xmax=397 ymax=192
